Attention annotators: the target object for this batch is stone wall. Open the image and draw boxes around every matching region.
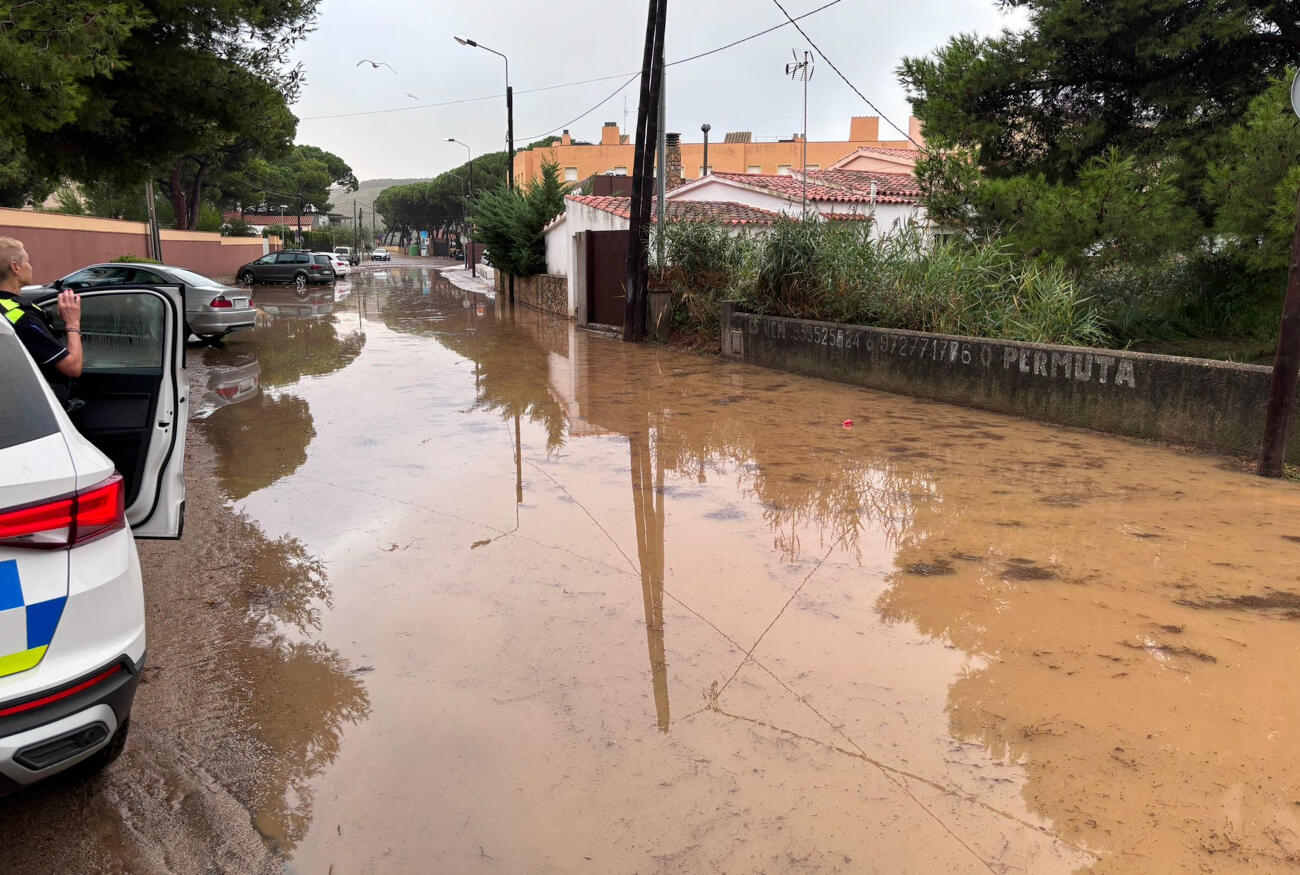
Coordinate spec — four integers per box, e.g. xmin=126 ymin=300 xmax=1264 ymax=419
xmin=721 ymin=305 xmax=1300 ymax=462
xmin=495 ymin=272 xmax=571 ymax=319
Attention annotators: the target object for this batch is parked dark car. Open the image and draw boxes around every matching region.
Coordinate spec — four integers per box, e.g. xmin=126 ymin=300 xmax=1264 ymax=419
xmin=237 ymin=251 xmax=335 ymax=289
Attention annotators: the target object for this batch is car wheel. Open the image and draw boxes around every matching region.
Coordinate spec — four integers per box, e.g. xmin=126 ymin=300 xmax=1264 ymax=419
xmin=239 ymin=271 xmax=255 ymax=285
xmin=294 ymin=273 xmax=307 ymax=291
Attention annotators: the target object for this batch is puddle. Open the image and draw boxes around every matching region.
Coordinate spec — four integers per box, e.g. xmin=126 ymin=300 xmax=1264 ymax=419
xmin=185 ymin=267 xmax=1300 ymax=873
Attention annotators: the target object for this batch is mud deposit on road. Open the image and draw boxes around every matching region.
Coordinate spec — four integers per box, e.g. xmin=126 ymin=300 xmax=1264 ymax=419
xmin=8 ymin=261 xmax=1300 ymax=872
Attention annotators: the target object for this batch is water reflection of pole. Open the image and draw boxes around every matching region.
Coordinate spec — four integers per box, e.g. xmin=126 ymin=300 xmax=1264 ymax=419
xmin=629 ymin=417 xmax=669 ymax=732
xmin=514 ymin=412 xmax=523 ymax=504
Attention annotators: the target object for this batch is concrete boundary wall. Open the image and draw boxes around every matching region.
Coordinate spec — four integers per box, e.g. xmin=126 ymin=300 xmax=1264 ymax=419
xmin=721 ymin=304 xmax=1300 ymax=462
xmin=0 ymin=207 xmax=267 ymax=283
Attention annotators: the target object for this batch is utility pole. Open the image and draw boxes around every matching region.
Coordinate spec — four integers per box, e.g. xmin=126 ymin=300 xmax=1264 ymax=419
xmin=655 ymin=70 xmax=667 ymax=272
xmin=1258 ymin=186 xmax=1300 ymax=476
xmin=1257 ymin=74 xmax=1300 ymax=477
xmin=624 ymin=0 xmax=667 ymax=342
xmin=467 ymin=156 xmax=475 ymax=277
xmin=143 ymin=179 xmax=162 ymax=262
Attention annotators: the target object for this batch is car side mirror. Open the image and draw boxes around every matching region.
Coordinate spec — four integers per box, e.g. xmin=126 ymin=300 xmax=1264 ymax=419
xmin=51 ymin=278 xmax=63 ymax=290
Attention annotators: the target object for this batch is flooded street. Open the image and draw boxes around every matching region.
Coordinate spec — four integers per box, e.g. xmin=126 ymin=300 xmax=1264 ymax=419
xmin=7 ymin=258 xmax=1300 ymax=873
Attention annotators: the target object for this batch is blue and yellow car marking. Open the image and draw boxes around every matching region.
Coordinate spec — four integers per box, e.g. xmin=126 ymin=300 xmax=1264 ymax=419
xmin=0 ymin=560 xmax=65 ymax=679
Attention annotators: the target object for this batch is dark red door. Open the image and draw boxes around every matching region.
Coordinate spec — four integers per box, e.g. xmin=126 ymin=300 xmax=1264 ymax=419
xmin=586 ymin=230 xmax=628 ymax=327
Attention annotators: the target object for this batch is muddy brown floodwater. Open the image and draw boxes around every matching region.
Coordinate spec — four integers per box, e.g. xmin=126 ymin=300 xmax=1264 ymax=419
xmin=7 ymin=259 xmax=1300 ymax=873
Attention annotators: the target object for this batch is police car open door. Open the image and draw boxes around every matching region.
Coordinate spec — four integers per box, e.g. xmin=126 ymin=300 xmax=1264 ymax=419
xmin=37 ymin=285 xmax=188 ymax=539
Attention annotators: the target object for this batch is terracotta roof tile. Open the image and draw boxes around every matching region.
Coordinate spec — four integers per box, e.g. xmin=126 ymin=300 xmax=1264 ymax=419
xmin=853 ymin=147 xmax=923 ymax=160
xmin=807 ymin=169 xmax=921 ymax=202
xmin=710 ymin=170 xmax=921 ymax=205
xmin=565 ymin=195 xmax=781 ymax=225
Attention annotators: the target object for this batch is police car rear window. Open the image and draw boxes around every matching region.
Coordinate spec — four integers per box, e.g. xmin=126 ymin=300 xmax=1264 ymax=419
xmin=0 ymin=333 xmax=58 ymax=450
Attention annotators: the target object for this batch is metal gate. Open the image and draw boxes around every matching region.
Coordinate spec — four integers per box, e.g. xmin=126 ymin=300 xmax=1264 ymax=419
xmin=586 ymin=230 xmax=628 ymax=327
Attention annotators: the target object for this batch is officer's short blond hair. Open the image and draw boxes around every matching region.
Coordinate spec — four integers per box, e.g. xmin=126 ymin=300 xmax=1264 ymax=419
xmin=0 ymin=237 xmax=26 ymax=283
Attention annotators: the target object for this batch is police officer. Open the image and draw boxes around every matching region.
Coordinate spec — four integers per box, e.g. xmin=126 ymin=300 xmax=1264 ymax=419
xmin=0 ymin=237 xmax=83 ymax=380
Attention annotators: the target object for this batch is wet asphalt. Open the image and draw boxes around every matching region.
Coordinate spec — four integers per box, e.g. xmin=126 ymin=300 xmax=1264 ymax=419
xmin=5 ymin=256 xmax=1300 ymax=873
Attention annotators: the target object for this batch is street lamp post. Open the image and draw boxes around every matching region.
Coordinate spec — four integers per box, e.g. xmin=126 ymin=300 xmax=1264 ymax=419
xmin=278 ymin=204 xmax=287 ymax=251
xmin=455 ymin=34 xmax=514 ymax=303
xmin=446 ymin=138 xmax=475 ymax=277
xmin=701 ymin=123 xmax=710 ymax=178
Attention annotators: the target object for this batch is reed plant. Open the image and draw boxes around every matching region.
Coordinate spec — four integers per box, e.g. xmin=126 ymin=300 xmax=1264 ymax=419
xmin=658 ymin=216 xmax=1109 ymax=347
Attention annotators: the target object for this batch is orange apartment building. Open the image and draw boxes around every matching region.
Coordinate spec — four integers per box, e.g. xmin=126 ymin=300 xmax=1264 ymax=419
xmin=512 ymin=115 xmax=923 ymax=186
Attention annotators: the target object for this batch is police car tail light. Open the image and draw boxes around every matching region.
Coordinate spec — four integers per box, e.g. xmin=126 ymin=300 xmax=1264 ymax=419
xmin=209 ymin=296 xmax=234 ymax=308
xmin=0 ymin=473 xmax=124 ymax=549
xmin=72 ymin=473 xmax=126 ymax=545
xmin=0 ymin=496 xmax=74 ymax=547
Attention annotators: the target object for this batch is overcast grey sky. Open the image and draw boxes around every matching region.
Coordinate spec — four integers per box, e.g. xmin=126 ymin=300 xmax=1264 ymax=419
xmin=289 ymin=0 xmax=1024 ymax=181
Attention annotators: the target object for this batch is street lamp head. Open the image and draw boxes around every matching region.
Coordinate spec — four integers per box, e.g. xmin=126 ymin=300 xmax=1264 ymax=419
xmin=445 ymin=137 xmax=456 ymax=143
xmin=701 ymin=123 xmax=711 ymax=133
xmin=453 ymin=35 xmax=476 ymax=47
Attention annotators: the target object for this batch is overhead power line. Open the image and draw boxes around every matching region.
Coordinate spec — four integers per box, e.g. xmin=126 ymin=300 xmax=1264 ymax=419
xmin=518 ymin=74 xmax=641 ymax=142
xmin=768 ymin=0 xmax=922 ymax=148
xmin=518 ymin=0 xmax=845 ymax=141
xmin=300 ymin=0 xmax=844 ymax=125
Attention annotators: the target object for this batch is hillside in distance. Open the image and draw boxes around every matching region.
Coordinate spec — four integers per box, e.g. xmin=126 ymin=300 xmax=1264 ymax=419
xmin=330 ymin=177 xmax=429 ymax=222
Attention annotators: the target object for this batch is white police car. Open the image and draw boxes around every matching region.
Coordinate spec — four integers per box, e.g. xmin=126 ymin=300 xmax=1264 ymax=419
xmin=0 ymin=282 xmax=186 ymax=793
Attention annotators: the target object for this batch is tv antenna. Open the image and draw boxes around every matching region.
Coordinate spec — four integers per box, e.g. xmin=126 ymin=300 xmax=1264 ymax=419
xmin=786 ymin=50 xmax=814 ymax=215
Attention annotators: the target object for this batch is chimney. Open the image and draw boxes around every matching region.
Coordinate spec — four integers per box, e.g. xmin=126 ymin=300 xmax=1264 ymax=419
xmin=849 ymin=116 xmax=880 ymax=142
xmin=561 ymin=129 xmax=571 ymax=146
xmin=907 ymin=116 xmax=926 ymax=148
xmin=601 ymin=121 xmax=621 ymax=146
xmin=665 ymin=132 xmax=683 ymax=190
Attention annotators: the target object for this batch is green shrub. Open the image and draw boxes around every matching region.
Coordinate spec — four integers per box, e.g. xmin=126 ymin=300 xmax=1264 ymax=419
xmin=654 ymin=221 xmax=753 ymax=337
xmin=660 ymin=217 xmax=1110 ymax=347
xmin=1078 ymin=250 xmax=1284 ymax=344
xmin=111 ymin=255 xmax=162 ymax=264
xmin=469 ymin=159 xmax=567 ymax=277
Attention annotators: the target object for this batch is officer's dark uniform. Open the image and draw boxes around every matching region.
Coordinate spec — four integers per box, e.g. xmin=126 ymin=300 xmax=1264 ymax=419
xmin=0 ymin=291 xmax=70 ymax=392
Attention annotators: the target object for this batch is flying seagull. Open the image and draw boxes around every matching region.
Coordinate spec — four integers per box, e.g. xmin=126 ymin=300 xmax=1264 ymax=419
xmin=355 ymin=59 xmax=397 ymax=74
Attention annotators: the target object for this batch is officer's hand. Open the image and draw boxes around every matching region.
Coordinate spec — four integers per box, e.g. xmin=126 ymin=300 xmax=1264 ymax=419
xmin=57 ymin=289 xmax=81 ymax=331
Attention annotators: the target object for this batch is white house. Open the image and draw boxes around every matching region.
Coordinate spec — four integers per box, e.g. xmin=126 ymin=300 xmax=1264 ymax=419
xmin=664 ymin=168 xmax=926 ymax=237
xmin=543 ymin=195 xmax=781 ymax=322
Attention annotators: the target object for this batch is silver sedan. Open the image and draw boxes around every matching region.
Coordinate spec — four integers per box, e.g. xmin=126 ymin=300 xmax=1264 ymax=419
xmin=26 ymin=263 xmax=255 ymax=342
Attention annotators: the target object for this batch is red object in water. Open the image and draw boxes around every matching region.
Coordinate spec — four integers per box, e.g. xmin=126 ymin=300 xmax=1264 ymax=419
xmin=842 ymin=419 xmax=853 ymax=429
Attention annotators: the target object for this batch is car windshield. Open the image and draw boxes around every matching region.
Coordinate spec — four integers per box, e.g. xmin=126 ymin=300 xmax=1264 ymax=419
xmin=163 ymin=267 xmax=222 ymax=287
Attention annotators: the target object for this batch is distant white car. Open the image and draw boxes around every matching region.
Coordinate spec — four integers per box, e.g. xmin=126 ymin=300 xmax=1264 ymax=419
xmin=371 ymin=248 xmax=391 ymax=262
xmin=317 ymin=251 xmax=349 ymax=276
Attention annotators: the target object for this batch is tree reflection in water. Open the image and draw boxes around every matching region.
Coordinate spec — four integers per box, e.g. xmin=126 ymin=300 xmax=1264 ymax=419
xmin=203 ymin=394 xmax=316 ymax=501
xmin=195 ymin=314 xmax=373 ymax=854
xmin=388 ymin=284 xmax=944 ymax=739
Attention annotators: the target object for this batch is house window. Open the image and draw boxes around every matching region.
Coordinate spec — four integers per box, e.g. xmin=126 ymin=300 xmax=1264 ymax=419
xmin=564 ymin=166 xmax=579 ymax=182
xmin=697 ymin=165 xmax=713 ymax=177
xmin=746 ymin=165 xmax=762 ymax=174
xmin=611 ymin=166 xmax=628 ymax=175
xmin=777 ymin=165 xmax=793 ymax=175
xmin=805 ymin=164 xmax=820 ymax=171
